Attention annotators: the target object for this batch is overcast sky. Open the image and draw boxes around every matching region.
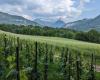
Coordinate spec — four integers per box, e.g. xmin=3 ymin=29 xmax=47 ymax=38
xmin=0 ymin=0 xmax=99 ymax=22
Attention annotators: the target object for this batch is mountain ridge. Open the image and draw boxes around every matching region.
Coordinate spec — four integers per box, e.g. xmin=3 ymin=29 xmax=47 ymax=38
xmin=64 ymin=15 xmax=100 ymax=31
xmin=34 ymin=18 xmax=66 ymax=28
xmin=0 ymin=12 xmax=38 ymax=25
xmin=0 ymin=11 xmax=100 ymax=31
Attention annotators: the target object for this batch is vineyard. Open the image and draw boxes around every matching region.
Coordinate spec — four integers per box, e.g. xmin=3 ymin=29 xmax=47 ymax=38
xmin=0 ymin=30 xmax=100 ymax=80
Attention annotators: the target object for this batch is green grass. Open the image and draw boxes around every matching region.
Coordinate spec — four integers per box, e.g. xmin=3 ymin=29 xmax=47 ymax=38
xmin=96 ymin=72 xmax=100 ymax=80
xmin=0 ymin=30 xmax=100 ymax=62
xmin=0 ymin=30 xmax=100 ymax=79
xmin=0 ymin=30 xmax=100 ymax=48
xmin=0 ymin=30 xmax=100 ymax=50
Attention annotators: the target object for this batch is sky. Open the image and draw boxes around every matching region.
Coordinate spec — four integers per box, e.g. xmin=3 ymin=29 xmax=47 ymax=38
xmin=0 ymin=0 xmax=100 ymax=22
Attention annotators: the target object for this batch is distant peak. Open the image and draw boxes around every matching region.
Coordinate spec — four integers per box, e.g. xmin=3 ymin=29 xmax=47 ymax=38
xmin=55 ymin=19 xmax=65 ymax=24
xmin=95 ymin=15 xmax=100 ymax=19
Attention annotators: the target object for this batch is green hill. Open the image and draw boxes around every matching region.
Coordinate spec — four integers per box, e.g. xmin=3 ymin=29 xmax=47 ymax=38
xmin=0 ymin=30 xmax=100 ymax=56
xmin=0 ymin=30 xmax=100 ymax=80
xmin=65 ymin=15 xmax=100 ymax=31
xmin=0 ymin=12 xmax=39 ymax=25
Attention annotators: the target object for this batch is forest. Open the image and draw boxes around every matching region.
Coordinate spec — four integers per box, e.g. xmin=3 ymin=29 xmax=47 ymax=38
xmin=0 ymin=24 xmax=100 ymax=44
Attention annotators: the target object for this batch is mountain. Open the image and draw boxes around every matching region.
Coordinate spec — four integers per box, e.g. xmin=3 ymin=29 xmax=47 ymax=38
xmin=64 ymin=15 xmax=100 ymax=31
xmin=0 ymin=12 xmax=65 ymax=27
xmin=34 ymin=19 xmax=52 ymax=27
xmin=0 ymin=12 xmax=38 ymax=25
xmin=0 ymin=11 xmax=100 ymax=31
xmin=52 ymin=19 xmax=65 ymax=28
xmin=34 ymin=19 xmax=65 ymax=28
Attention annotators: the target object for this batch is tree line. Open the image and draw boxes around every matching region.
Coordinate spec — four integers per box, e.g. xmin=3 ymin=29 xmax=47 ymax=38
xmin=0 ymin=24 xmax=100 ymax=44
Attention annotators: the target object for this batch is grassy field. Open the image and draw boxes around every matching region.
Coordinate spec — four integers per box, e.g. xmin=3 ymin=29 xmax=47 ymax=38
xmin=96 ymin=72 xmax=100 ymax=80
xmin=0 ymin=30 xmax=100 ymax=55
xmin=0 ymin=30 xmax=100 ymax=79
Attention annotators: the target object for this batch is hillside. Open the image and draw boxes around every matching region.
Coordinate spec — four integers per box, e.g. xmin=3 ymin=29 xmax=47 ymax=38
xmin=0 ymin=30 xmax=100 ymax=56
xmin=0 ymin=11 xmax=100 ymax=31
xmin=0 ymin=30 xmax=100 ymax=80
xmin=64 ymin=15 xmax=100 ymax=31
xmin=0 ymin=12 xmax=38 ymax=25
xmin=0 ymin=11 xmax=65 ymax=27
xmin=34 ymin=18 xmax=65 ymax=28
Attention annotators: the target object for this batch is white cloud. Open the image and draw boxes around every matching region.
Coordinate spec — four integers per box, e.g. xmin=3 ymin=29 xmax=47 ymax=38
xmin=75 ymin=0 xmax=92 ymax=16
xmin=0 ymin=0 xmax=92 ymax=21
xmin=22 ymin=14 xmax=32 ymax=20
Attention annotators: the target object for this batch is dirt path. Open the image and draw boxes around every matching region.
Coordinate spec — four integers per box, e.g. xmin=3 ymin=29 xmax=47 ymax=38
xmin=96 ymin=65 xmax=100 ymax=72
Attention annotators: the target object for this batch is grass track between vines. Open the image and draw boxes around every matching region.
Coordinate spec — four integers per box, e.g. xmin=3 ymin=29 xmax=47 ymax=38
xmin=0 ymin=30 xmax=100 ymax=60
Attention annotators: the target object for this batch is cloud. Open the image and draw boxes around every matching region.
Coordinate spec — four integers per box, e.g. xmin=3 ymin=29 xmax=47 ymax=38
xmin=66 ymin=0 xmax=92 ymax=18
xmin=0 ymin=0 xmax=92 ymax=21
xmin=0 ymin=0 xmax=23 ymax=5
xmin=22 ymin=14 xmax=32 ymax=20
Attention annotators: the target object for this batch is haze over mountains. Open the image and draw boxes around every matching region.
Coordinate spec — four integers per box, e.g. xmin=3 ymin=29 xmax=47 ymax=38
xmin=0 ymin=12 xmax=100 ymax=31
xmin=0 ymin=12 xmax=38 ymax=25
xmin=34 ymin=18 xmax=65 ymax=28
xmin=64 ymin=15 xmax=100 ymax=31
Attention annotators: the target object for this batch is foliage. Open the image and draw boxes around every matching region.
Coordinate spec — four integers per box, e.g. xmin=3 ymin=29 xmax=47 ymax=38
xmin=0 ymin=24 xmax=100 ymax=44
xmin=0 ymin=33 xmax=99 ymax=80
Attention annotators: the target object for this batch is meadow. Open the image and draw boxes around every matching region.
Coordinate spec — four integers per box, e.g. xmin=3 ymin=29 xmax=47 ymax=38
xmin=0 ymin=30 xmax=100 ymax=53
xmin=0 ymin=30 xmax=100 ymax=80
